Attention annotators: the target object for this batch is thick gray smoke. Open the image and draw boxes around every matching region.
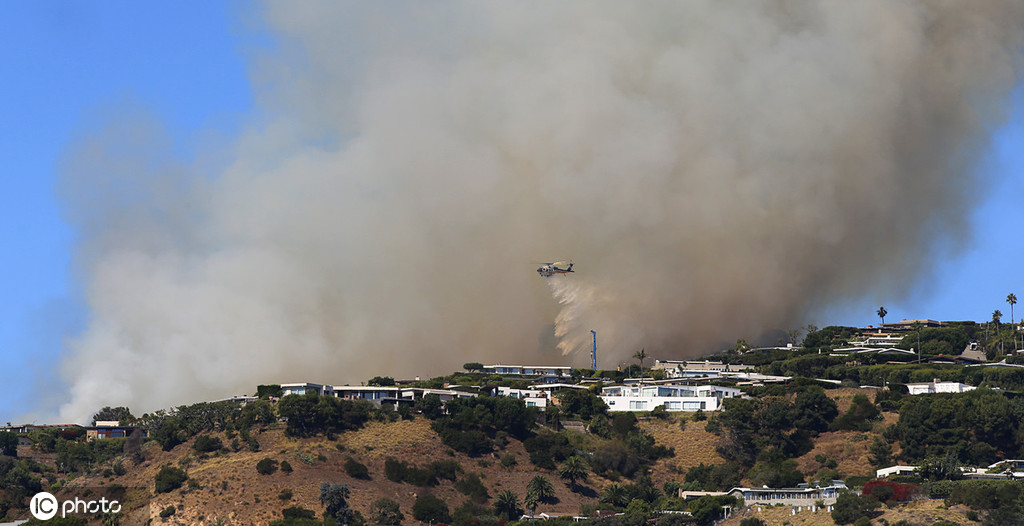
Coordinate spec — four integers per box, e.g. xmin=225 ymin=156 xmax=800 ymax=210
xmin=57 ymin=1 xmax=1024 ymax=421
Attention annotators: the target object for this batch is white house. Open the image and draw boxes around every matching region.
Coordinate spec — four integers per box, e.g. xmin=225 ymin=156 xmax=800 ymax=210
xmin=724 ymin=481 xmax=847 ymax=506
xmin=481 ymin=364 xmax=572 ymax=376
xmin=875 ymin=465 xmax=919 ymax=478
xmin=652 ymin=360 xmax=754 ymax=379
xmin=905 ymin=379 xmax=976 ymax=395
xmin=496 ymin=387 xmax=549 ymax=408
xmin=281 ymin=382 xmax=332 ymax=396
xmin=600 ymin=384 xmax=741 ymax=412
xmin=281 ymin=383 xmax=476 ymax=408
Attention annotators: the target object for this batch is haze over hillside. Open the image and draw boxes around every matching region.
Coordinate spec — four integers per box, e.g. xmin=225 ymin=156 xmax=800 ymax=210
xmin=56 ymin=1 xmax=1024 ymax=422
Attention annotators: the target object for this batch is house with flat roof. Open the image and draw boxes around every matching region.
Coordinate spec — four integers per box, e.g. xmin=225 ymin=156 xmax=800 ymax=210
xmin=280 ymin=382 xmax=333 ymax=397
xmin=600 ymin=384 xmax=741 ymax=412
xmin=496 ymin=387 xmax=549 ymax=408
xmin=86 ymin=422 xmax=148 ymax=442
xmin=724 ymin=481 xmax=847 ymax=506
xmin=481 ymin=364 xmax=572 ymax=376
xmin=905 ymin=379 xmax=975 ymax=395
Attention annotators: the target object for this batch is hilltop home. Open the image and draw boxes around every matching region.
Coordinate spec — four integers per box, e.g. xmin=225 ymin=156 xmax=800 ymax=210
xmin=86 ymin=421 xmax=148 ymax=441
xmin=652 ymin=360 xmax=754 ymax=379
xmin=496 ymin=387 xmax=549 ymax=408
xmin=280 ymin=382 xmax=333 ymax=396
xmin=724 ymin=481 xmax=847 ymax=506
xmin=599 ymin=384 xmax=741 ymax=412
xmin=481 ymin=364 xmax=572 ymax=376
xmin=281 ymin=383 xmax=476 ymax=409
xmin=905 ymin=379 xmax=976 ymax=395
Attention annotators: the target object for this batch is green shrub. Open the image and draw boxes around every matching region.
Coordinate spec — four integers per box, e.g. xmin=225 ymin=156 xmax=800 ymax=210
xmin=280 ymin=460 xmax=293 ymax=473
xmin=159 ymin=505 xmax=176 ymax=518
xmin=256 ymin=458 xmax=279 ymax=475
xmin=431 ymin=459 xmax=461 ymax=481
xmin=193 ymin=435 xmax=223 ymax=453
xmin=279 ymin=489 xmax=293 ymax=501
xmin=500 ymin=454 xmax=517 ymax=469
xmin=345 ymin=457 xmax=369 ymax=479
xmin=455 ymin=472 xmax=490 ymax=503
xmin=155 ymin=466 xmax=188 ymax=494
xmin=413 ymin=494 xmax=451 ymax=524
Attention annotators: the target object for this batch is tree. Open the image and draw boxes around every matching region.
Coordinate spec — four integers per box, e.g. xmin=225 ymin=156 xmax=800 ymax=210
xmin=633 ymin=349 xmax=648 ymax=376
xmin=367 ymin=376 xmax=395 ymax=387
xmin=412 ymin=494 xmax=451 ymax=524
xmin=558 ymin=455 xmax=589 ymax=491
xmin=320 ymin=482 xmax=352 ymax=524
xmin=877 ymin=306 xmax=888 ymax=326
xmin=601 ymin=483 xmax=629 ymax=507
xmin=527 ymin=475 xmax=556 ymax=502
xmin=1009 ymin=293 xmax=1018 ymax=351
xmin=370 ymin=497 xmax=404 ymax=525
xmin=257 ymin=458 xmax=279 ymax=475
xmin=91 ymin=406 xmax=134 ymax=425
xmin=256 ymin=384 xmax=284 ymax=399
xmin=830 ymin=492 xmax=880 ymax=524
xmin=0 ymin=431 xmax=18 ymax=457
xmin=154 ymin=465 xmax=188 ymax=493
xmin=494 ymin=490 xmax=521 ymax=521
xmin=463 ymin=362 xmax=484 ymax=372
xmin=524 ymin=489 xmax=540 ymax=517
xmin=868 ymin=437 xmax=893 ymax=468
xmin=994 ymin=310 xmax=1003 ymax=326
xmin=688 ymin=496 xmax=723 ymax=526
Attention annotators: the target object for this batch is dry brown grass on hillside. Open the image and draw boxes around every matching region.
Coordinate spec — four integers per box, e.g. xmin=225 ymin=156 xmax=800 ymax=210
xmin=638 ymin=416 xmax=725 ymax=490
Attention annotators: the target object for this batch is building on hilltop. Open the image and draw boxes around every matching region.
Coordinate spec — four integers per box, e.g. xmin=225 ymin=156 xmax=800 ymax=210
xmin=280 ymin=382 xmax=476 ymax=409
xmin=651 ymin=360 xmax=754 ymax=379
xmin=904 ymin=379 xmax=975 ymax=395
xmin=480 ymin=364 xmax=572 ymax=376
xmin=495 ymin=387 xmax=549 ymax=408
xmin=599 ymin=384 xmax=741 ymax=412
xmin=86 ymin=421 xmax=148 ymax=441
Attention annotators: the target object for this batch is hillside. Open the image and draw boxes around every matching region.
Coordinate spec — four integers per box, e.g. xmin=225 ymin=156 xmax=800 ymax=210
xmin=5 ymin=380 xmax=1023 ymax=526
xmin=38 ymin=415 xmax=724 ymax=524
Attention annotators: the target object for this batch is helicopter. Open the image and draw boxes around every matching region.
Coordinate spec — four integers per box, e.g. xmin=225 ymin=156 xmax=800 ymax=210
xmin=537 ymin=260 xmax=574 ymax=277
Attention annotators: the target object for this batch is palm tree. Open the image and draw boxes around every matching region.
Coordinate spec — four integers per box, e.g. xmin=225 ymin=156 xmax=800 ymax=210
xmin=558 ymin=456 xmax=589 ymax=491
xmin=912 ymin=321 xmax=922 ymax=363
xmin=524 ymin=489 xmax=539 ymax=518
xmin=494 ymin=490 xmax=521 ymax=521
xmin=1010 ymin=293 xmax=1019 ymax=351
xmin=877 ymin=306 xmax=888 ymax=327
xmin=633 ymin=348 xmax=648 ymax=377
xmin=994 ymin=310 xmax=1004 ymax=355
xmin=600 ymin=482 xmax=629 ymax=508
xmin=527 ymin=475 xmax=555 ymax=502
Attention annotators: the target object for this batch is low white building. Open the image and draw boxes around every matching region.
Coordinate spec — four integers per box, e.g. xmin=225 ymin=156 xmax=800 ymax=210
xmin=481 ymin=364 xmax=572 ymax=376
xmin=905 ymin=379 xmax=976 ymax=395
xmin=652 ymin=360 xmax=754 ymax=379
xmin=496 ymin=387 xmax=549 ymax=408
xmin=875 ymin=465 xmax=919 ymax=478
xmin=281 ymin=383 xmax=476 ymax=408
xmin=725 ymin=481 xmax=847 ymax=507
xmin=600 ymin=384 xmax=741 ymax=412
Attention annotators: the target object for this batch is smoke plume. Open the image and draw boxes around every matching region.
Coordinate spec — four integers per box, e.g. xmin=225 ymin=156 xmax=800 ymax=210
xmin=57 ymin=1 xmax=1024 ymax=421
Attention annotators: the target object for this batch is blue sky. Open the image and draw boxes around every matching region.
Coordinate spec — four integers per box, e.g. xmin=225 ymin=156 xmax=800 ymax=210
xmin=1 ymin=3 xmax=1022 ymax=422
xmin=0 ymin=2 xmax=257 ymax=421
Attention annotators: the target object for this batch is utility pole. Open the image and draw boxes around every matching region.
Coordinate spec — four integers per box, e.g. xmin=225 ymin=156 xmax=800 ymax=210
xmin=590 ymin=330 xmax=598 ymax=372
